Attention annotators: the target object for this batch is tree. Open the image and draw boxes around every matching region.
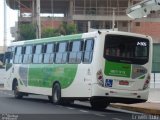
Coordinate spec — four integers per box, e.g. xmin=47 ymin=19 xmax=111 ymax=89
xmin=41 ymin=28 xmax=60 ymax=38
xmin=59 ymin=22 xmax=77 ymax=35
xmin=18 ymin=22 xmax=77 ymax=40
xmin=19 ymin=24 xmax=36 ymax=41
xmin=42 ymin=22 xmax=77 ymax=38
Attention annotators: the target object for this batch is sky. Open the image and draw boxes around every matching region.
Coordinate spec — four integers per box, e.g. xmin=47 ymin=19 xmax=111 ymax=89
xmin=0 ymin=0 xmax=18 ymax=46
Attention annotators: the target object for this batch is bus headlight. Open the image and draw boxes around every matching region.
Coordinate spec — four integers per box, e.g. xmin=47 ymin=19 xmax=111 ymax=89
xmin=143 ymin=74 xmax=150 ymax=90
xmin=96 ymin=69 xmax=104 ymax=87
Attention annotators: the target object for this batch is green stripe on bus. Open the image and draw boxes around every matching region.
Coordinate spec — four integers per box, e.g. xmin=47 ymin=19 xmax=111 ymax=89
xmin=24 ymin=34 xmax=83 ymax=45
xmin=28 ymin=64 xmax=78 ymax=88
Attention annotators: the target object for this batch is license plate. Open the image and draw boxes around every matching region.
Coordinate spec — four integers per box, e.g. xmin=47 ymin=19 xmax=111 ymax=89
xmin=105 ymin=79 xmax=113 ymax=87
xmin=119 ymin=81 xmax=129 ymax=85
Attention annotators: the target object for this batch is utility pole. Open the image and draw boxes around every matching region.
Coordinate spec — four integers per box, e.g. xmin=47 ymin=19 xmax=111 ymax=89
xmin=36 ymin=0 xmax=41 ymax=39
xmin=88 ymin=21 xmax=91 ymax=32
xmin=112 ymin=8 xmax=116 ymax=31
xmin=3 ymin=0 xmax=7 ymax=52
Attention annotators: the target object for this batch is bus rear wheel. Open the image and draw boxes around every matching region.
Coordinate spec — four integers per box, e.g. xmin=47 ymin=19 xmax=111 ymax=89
xmin=13 ymin=80 xmax=23 ymax=99
xmin=90 ymin=98 xmax=109 ymax=109
xmin=52 ymin=83 xmax=62 ymax=104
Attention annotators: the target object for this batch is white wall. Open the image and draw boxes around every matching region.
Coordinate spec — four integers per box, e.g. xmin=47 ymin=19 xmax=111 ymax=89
xmin=151 ymin=73 xmax=160 ymax=88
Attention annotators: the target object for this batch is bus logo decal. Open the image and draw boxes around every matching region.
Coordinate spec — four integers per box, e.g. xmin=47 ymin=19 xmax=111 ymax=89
xmin=137 ymin=42 xmax=147 ymax=46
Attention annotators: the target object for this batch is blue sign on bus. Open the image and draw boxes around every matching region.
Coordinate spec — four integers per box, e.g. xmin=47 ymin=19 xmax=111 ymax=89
xmin=105 ymin=79 xmax=113 ymax=87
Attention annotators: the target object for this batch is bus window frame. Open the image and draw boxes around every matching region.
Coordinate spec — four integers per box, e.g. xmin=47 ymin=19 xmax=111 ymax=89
xmin=23 ymin=45 xmax=33 ymax=64
xmin=14 ymin=46 xmax=23 ymax=64
xmin=82 ymin=38 xmax=94 ymax=64
xmin=43 ymin=42 xmax=56 ymax=64
xmin=68 ymin=39 xmax=83 ymax=64
xmin=32 ymin=44 xmax=43 ymax=64
xmin=55 ymin=41 xmax=69 ymax=64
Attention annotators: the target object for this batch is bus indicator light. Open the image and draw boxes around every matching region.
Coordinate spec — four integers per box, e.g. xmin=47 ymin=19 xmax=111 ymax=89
xmin=97 ymin=69 xmax=104 ymax=86
xmin=143 ymin=74 xmax=150 ymax=90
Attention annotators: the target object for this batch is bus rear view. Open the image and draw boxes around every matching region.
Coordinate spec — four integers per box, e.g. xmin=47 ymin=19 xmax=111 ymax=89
xmin=92 ymin=32 xmax=152 ymax=109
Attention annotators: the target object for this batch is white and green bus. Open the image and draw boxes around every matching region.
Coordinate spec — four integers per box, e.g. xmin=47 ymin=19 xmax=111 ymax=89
xmin=5 ymin=30 xmax=152 ymax=109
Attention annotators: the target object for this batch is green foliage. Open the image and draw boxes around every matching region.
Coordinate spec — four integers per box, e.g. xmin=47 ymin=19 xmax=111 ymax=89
xmin=19 ymin=24 xmax=36 ymax=40
xmin=18 ymin=22 xmax=77 ymax=40
xmin=59 ymin=22 xmax=77 ymax=35
xmin=42 ymin=22 xmax=77 ymax=38
xmin=41 ymin=28 xmax=60 ymax=38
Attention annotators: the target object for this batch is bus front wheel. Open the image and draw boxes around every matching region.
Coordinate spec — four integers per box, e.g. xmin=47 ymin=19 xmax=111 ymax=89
xmin=90 ymin=98 xmax=109 ymax=109
xmin=13 ymin=80 xmax=23 ymax=99
xmin=52 ymin=83 xmax=62 ymax=104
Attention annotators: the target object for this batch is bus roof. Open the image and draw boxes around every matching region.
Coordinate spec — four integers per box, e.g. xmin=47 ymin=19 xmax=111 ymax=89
xmin=9 ymin=31 xmax=152 ymax=46
xmin=10 ymin=33 xmax=83 ymax=46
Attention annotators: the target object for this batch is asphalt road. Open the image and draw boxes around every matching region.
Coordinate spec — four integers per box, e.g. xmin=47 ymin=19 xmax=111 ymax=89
xmin=0 ymin=90 xmax=156 ymax=120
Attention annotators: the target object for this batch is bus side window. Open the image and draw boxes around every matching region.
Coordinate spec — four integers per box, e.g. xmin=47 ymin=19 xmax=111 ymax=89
xmin=43 ymin=43 xmax=55 ymax=64
xmin=14 ymin=46 xmax=23 ymax=64
xmin=55 ymin=42 xmax=68 ymax=64
xmin=23 ymin=45 xmax=32 ymax=64
xmin=69 ymin=40 xmax=83 ymax=64
xmin=83 ymin=39 xmax=94 ymax=63
xmin=21 ymin=46 xmax=26 ymax=63
xmin=33 ymin=44 xmax=43 ymax=64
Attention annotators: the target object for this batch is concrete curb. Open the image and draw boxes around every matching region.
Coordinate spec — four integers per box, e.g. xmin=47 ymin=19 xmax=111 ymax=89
xmin=110 ymin=103 xmax=160 ymax=115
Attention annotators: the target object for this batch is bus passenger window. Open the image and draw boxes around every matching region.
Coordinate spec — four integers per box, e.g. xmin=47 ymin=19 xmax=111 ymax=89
xmin=23 ymin=45 xmax=32 ymax=64
xmin=14 ymin=46 xmax=23 ymax=64
xmin=69 ymin=40 xmax=83 ymax=64
xmin=44 ymin=43 xmax=55 ymax=64
xmin=83 ymin=39 xmax=94 ymax=63
xmin=55 ymin=42 xmax=68 ymax=64
xmin=33 ymin=44 xmax=43 ymax=63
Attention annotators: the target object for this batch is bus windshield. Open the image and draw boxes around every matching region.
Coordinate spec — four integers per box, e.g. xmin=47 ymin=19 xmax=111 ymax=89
xmin=104 ymin=34 xmax=149 ymax=65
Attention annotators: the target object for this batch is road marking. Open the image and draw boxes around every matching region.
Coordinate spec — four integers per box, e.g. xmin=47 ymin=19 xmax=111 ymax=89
xmin=94 ymin=114 xmax=105 ymax=117
xmin=66 ymin=107 xmax=75 ymax=110
xmin=112 ymin=118 xmax=122 ymax=120
xmin=55 ymin=105 xmax=64 ymax=107
xmin=79 ymin=110 xmax=89 ymax=113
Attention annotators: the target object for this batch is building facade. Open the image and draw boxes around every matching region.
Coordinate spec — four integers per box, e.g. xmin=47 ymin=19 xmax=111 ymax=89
xmin=6 ymin=0 xmax=160 ymax=42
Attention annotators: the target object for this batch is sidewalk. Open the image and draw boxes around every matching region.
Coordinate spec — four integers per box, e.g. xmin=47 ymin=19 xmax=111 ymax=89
xmin=111 ymin=89 xmax=160 ymax=115
xmin=111 ymin=102 xmax=160 ymax=115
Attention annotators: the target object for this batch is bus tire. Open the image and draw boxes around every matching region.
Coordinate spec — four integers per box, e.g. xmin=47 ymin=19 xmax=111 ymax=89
xmin=90 ymin=98 xmax=109 ymax=109
xmin=52 ymin=83 xmax=62 ymax=104
xmin=13 ymin=80 xmax=23 ymax=99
